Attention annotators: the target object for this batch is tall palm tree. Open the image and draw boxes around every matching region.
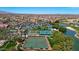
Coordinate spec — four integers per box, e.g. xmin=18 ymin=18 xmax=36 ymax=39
xmin=24 ymin=29 xmax=28 ymax=35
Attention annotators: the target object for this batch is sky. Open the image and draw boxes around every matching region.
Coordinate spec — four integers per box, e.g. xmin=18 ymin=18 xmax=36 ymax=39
xmin=0 ymin=7 xmax=79 ymax=14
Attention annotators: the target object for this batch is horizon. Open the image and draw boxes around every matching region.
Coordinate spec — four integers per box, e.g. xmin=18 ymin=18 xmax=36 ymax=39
xmin=0 ymin=7 xmax=79 ymax=14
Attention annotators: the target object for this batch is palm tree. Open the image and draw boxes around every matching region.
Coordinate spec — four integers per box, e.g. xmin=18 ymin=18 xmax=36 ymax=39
xmin=24 ymin=29 xmax=28 ymax=35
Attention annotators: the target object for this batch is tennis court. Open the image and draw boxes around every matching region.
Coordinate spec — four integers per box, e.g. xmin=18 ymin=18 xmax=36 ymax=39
xmin=23 ymin=36 xmax=48 ymax=49
xmin=39 ymin=30 xmax=52 ymax=35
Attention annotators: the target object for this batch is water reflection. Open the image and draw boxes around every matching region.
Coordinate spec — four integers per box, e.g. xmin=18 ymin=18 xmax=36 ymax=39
xmin=64 ymin=29 xmax=79 ymax=51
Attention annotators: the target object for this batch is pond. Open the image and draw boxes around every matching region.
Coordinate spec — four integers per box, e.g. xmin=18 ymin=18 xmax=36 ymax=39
xmin=64 ymin=29 xmax=79 ymax=51
xmin=59 ymin=23 xmax=79 ymax=51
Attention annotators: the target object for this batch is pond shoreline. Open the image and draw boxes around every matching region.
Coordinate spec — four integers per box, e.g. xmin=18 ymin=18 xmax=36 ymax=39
xmin=75 ymin=34 xmax=79 ymax=39
xmin=66 ymin=27 xmax=76 ymax=32
xmin=66 ymin=27 xmax=79 ymax=39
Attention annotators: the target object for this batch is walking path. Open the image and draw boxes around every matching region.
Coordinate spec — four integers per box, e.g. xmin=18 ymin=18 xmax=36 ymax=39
xmin=66 ymin=27 xmax=79 ymax=39
xmin=75 ymin=33 xmax=79 ymax=39
xmin=45 ymin=36 xmax=52 ymax=50
xmin=15 ymin=41 xmax=20 ymax=50
xmin=66 ymin=27 xmax=76 ymax=31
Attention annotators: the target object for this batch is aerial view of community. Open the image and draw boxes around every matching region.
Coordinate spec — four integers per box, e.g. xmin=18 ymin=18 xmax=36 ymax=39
xmin=0 ymin=7 xmax=79 ymax=51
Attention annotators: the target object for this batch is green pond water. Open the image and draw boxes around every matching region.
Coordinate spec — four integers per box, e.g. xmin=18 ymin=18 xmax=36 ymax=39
xmin=64 ymin=29 xmax=79 ymax=51
xmin=60 ymin=23 xmax=79 ymax=51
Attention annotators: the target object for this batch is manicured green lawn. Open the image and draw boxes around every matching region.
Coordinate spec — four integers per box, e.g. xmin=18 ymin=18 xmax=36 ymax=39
xmin=48 ymin=31 xmax=73 ymax=51
xmin=70 ymin=25 xmax=79 ymax=32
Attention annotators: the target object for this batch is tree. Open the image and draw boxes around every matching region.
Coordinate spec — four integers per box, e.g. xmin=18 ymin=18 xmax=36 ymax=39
xmin=54 ymin=20 xmax=60 ymax=23
xmin=32 ymin=26 xmax=48 ymax=30
xmin=52 ymin=23 xmax=59 ymax=29
xmin=59 ymin=26 xmax=66 ymax=33
xmin=13 ymin=36 xmax=23 ymax=43
xmin=0 ymin=29 xmax=9 ymax=40
xmin=48 ymin=31 xmax=73 ymax=51
xmin=24 ymin=29 xmax=28 ymax=34
xmin=52 ymin=23 xmax=67 ymax=33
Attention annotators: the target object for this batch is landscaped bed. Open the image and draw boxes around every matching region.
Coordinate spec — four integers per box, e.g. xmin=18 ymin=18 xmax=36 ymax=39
xmin=0 ymin=40 xmax=16 ymax=51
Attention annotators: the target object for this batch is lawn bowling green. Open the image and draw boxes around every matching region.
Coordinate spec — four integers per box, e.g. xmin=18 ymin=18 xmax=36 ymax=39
xmin=23 ymin=36 xmax=49 ymax=50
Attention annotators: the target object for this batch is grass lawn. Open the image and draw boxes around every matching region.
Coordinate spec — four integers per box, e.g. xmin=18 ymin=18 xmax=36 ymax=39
xmin=0 ymin=40 xmax=16 ymax=51
xmin=48 ymin=31 xmax=73 ymax=51
xmin=70 ymin=25 xmax=79 ymax=32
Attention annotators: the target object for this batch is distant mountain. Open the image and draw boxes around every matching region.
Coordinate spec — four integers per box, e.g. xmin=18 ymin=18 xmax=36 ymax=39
xmin=0 ymin=10 xmax=79 ymax=18
xmin=0 ymin=11 xmax=14 ymax=14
